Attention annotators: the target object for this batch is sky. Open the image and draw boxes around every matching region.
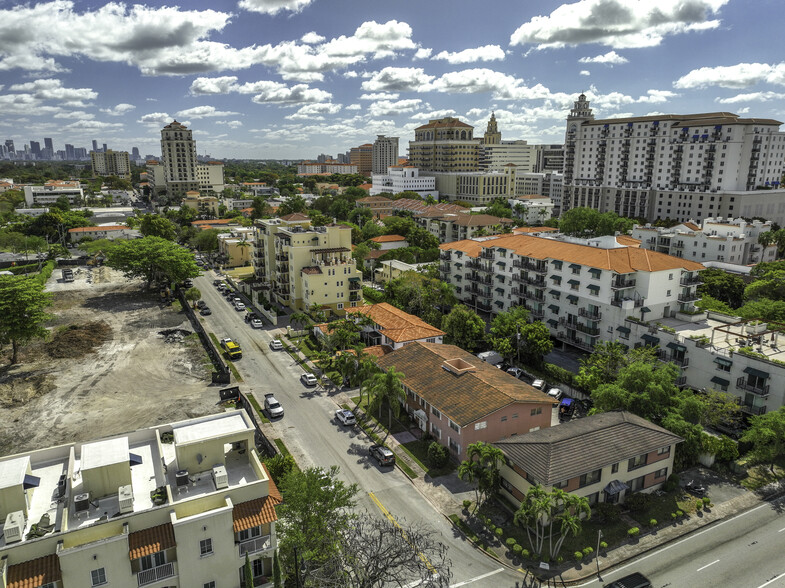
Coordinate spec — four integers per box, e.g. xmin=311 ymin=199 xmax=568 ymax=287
xmin=2 ymin=0 xmax=785 ymax=160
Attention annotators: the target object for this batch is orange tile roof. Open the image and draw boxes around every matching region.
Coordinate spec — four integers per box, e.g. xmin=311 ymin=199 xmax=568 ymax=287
xmin=69 ymin=225 xmax=125 ymax=233
xmin=371 ymin=234 xmax=406 ymax=243
xmin=192 ymin=219 xmax=236 ymax=226
xmin=513 ymin=226 xmax=559 ymax=234
xmin=232 ymin=466 xmax=282 ymax=532
xmin=517 ymin=194 xmax=548 ymax=200
xmin=364 ymin=344 xmax=393 ymax=358
xmin=6 ymin=555 xmax=62 ymax=588
xmin=345 ymin=302 xmax=445 ymax=343
xmin=681 ymin=222 xmax=702 ymax=231
xmin=357 ymin=195 xmax=393 ymax=203
xmin=439 ymin=239 xmax=488 ymax=257
xmin=616 ymin=235 xmax=642 ymax=248
xmin=358 ymin=183 xmax=372 ymax=190
xmin=415 ymin=118 xmax=473 ymax=130
xmin=129 ymin=523 xmax=176 ymax=560
xmin=279 ymin=213 xmax=310 ymax=221
xmin=365 ymin=249 xmax=386 ymax=259
xmin=301 ymin=266 xmax=322 ymax=275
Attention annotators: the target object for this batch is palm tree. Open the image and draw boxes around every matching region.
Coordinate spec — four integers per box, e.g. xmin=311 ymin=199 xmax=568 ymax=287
xmin=355 ymin=353 xmax=380 ymax=409
xmin=550 ymin=494 xmax=591 ymax=558
xmin=513 ymin=485 xmax=552 ymax=557
xmin=236 ymin=239 xmax=251 ymax=266
xmin=290 ymin=311 xmax=310 ymax=332
xmin=459 ymin=442 xmax=505 ymax=511
xmin=365 ymin=367 xmax=406 ymax=441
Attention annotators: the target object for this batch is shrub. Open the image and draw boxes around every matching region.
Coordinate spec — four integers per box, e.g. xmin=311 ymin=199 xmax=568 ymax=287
xmin=513 ymin=544 xmax=523 ymax=555
xmin=592 ymin=501 xmax=618 ymax=523
xmin=582 ymin=547 xmax=594 ymax=556
xmin=488 ymin=524 xmax=496 ymax=532
xmin=663 ymin=473 xmax=680 ymax=492
xmin=574 ymin=551 xmax=584 ymax=562
xmin=671 ymin=512 xmax=678 ymax=520
xmin=649 ymin=519 xmax=658 ymax=527
xmin=506 ymin=538 xmax=517 ymax=547
xmin=495 ymin=528 xmax=504 ymax=538
xmin=627 ymin=527 xmax=640 ymax=537
xmin=676 ymin=510 xmax=684 ymax=517
xmin=519 ymin=548 xmax=529 ymax=558
xmin=625 ymin=492 xmax=652 ymax=513
xmin=702 ymin=496 xmax=711 ymax=505
xmin=462 ymin=499 xmax=472 ymax=510
xmin=427 ymin=442 xmax=449 ymax=469
xmin=600 ymin=541 xmax=608 ymax=549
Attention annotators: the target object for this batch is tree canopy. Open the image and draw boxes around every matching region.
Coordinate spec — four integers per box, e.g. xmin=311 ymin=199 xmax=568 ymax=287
xmin=441 ymin=304 xmax=486 ymax=352
xmin=384 ymin=271 xmax=456 ymax=327
xmin=0 ymin=275 xmax=53 ymax=364
xmin=489 ymin=306 xmax=552 ymax=365
xmin=559 ymin=207 xmax=634 ymax=237
xmin=741 ymin=407 xmax=785 ymax=472
xmin=698 ymin=267 xmax=745 ymax=309
xmin=139 ymin=214 xmax=178 ymax=241
xmin=104 ymin=236 xmax=201 ymax=289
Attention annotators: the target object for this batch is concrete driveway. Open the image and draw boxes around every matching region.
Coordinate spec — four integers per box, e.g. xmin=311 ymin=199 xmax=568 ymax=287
xmin=680 ymin=466 xmax=749 ymax=505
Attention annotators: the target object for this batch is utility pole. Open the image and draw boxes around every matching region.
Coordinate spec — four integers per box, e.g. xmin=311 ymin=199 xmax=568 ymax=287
xmin=596 ymin=529 xmax=603 ymax=581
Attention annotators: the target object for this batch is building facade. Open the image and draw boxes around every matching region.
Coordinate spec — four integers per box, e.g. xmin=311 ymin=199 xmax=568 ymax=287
xmin=417 ymin=212 xmax=514 ymax=243
xmin=160 ymin=121 xmax=199 ymax=199
xmin=181 ymin=191 xmax=219 ymax=217
xmin=532 ymin=144 xmax=565 ymax=173
xmin=427 ymin=166 xmax=517 ymax=205
xmin=196 ymin=161 xmax=226 ymax=195
xmin=408 ymin=118 xmax=480 ymax=172
xmin=218 ymin=228 xmax=255 ymax=268
xmin=0 ymin=412 xmax=279 ymax=588
xmin=372 ymin=135 xmax=399 ymax=174
xmin=23 ymin=181 xmax=83 ymax=206
xmin=369 ymin=166 xmax=438 ymax=199
xmin=91 ymin=150 xmax=131 ymax=179
xmin=479 ymin=113 xmax=536 ymax=172
xmin=508 ymin=195 xmax=555 ymax=225
xmin=349 ymin=144 xmax=373 ymax=177
xmin=516 ymin=172 xmax=564 ymax=213
xmin=296 ymin=162 xmax=358 ymax=175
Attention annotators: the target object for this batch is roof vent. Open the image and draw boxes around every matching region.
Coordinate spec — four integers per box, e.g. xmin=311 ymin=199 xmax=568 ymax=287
xmin=442 ymin=358 xmax=476 ymax=376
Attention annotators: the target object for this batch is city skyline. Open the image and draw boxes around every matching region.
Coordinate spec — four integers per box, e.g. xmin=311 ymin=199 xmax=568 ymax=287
xmin=1 ymin=0 xmax=783 ymax=160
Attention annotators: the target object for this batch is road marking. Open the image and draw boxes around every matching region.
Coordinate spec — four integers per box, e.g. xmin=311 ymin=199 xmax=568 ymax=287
xmin=368 ymin=492 xmax=437 ymax=575
xmin=778 ymin=527 xmax=785 ymax=533
xmin=697 ymin=559 xmax=720 ymax=572
xmin=450 ymin=568 xmax=505 ymax=586
xmin=758 ymin=572 xmax=785 ymax=587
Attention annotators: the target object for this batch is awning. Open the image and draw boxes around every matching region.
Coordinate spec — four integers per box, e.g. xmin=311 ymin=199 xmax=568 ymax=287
xmin=413 ymin=409 xmax=426 ymax=421
xmin=549 ymin=290 xmax=560 ymax=297
xmin=743 ymin=366 xmax=769 ymax=379
xmin=550 ymin=274 xmax=560 ymax=280
xmin=548 ymin=304 xmax=560 ymax=312
xmin=641 ymin=334 xmax=660 ymax=345
xmin=714 ymin=357 xmax=732 ymax=367
xmin=494 ymin=300 xmax=504 ymax=307
xmin=495 ymin=287 xmax=504 ymax=294
xmin=23 ymin=474 xmax=41 ymax=489
xmin=589 ymin=268 xmax=602 ymax=274
xmin=129 ymin=453 xmax=143 ymax=466
xmin=547 ymin=319 xmax=558 ymax=328
xmin=588 ymin=284 xmax=600 ymax=292
xmin=666 ymin=342 xmax=686 ymax=352
xmin=496 ymin=261 xmax=505 ymax=266
xmin=603 ymin=479 xmax=629 ymax=496
xmin=641 ymin=306 xmax=651 ymax=313
xmin=568 ymin=279 xmax=580 ymax=286
xmin=616 ymin=326 xmax=631 ymax=335
xmin=710 ymin=376 xmax=730 ymax=387
xmin=348 ymin=277 xmax=360 ymax=282
xmin=567 ymin=294 xmax=578 ymax=303
xmin=569 ymin=263 xmax=581 ymax=270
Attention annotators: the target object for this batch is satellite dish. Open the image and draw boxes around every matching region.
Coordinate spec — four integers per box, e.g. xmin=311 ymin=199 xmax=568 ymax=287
xmin=196 ymin=453 xmax=203 ymax=464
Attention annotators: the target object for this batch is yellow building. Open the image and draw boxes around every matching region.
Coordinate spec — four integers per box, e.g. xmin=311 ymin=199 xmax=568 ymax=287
xmin=0 ymin=412 xmax=280 ymax=588
xmin=254 ymin=214 xmax=363 ymax=316
xmin=181 ymin=190 xmax=219 ymax=217
xmin=408 ymin=117 xmax=480 ymax=172
xmin=218 ymin=228 xmax=255 ymax=268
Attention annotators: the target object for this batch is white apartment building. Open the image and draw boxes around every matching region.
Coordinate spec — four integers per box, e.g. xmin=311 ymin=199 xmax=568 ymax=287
xmin=196 ymin=161 xmax=226 ymax=195
xmin=23 ymin=181 xmax=83 ymax=206
xmin=427 ymin=166 xmax=517 ymax=206
xmin=0 ymin=411 xmax=279 ymax=588
xmin=369 ymin=166 xmax=438 ymax=198
xmin=480 ymin=142 xmax=535 ymax=172
xmin=372 ymin=135 xmax=399 ymax=174
xmin=508 ymin=195 xmax=555 ymax=225
xmin=563 ymin=93 xmax=785 ymax=223
xmin=632 ymin=217 xmax=777 ymax=265
xmin=145 ymin=161 xmax=166 ymax=195
xmin=516 ymin=172 xmax=564 ymax=212
xmin=438 ymin=233 xmax=704 ymax=353
xmin=91 ymin=150 xmax=131 ymax=179
xmin=160 ymin=121 xmax=199 ymax=199
xmin=417 ymin=212 xmax=514 ymax=243
xmin=296 ymin=162 xmax=358 ymax=174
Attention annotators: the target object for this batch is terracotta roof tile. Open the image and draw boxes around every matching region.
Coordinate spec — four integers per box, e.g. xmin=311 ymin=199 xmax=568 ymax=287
xmin=363 ymin=344 xmax=393 ymax=358
xmin=279 ymin=213 xmax=310 ymax=221
xmin=6 ymin=555 xmax=62 ymax=588
xmin=346 ymin=303 xmax=445 ymax=343
xmin=301 ymin=266 xmax=322 ymax=275
xmin=415 ymin=118 xmax=473 ymax=130
xmin=128 ymin=523 xmax=176 ymax=560
xmin=681 ymin=222 xmax=702 ymax=231
xmin=232 ymin=466 xmax=281 ymax=532
xmin=69 ymin=225 xmax=126 ymax=233
xmin=512 ymin=226 xmax=559 ymax=234
xmin=357 ymin=195 xmax=393 ymax=203
xmin=616 ymin=235 xmax=641 ymax=248
xmin=439 ymin=239 xmax=488 ymax=257
xmin=370 ymin=235 xmax=406 ymax=243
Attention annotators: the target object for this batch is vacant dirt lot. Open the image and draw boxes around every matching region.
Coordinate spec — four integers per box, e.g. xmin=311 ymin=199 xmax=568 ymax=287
xmin=0 ymin=266 xmax=219 ymax=456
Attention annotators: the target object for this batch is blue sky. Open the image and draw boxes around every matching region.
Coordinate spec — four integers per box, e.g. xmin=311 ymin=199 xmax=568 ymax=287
xmin=1 ymin=0 xmax=784 ymax=160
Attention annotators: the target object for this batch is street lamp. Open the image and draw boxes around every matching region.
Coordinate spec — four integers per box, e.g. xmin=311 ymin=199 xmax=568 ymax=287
xmin=596 ymin=529 xmax=603 ymax=581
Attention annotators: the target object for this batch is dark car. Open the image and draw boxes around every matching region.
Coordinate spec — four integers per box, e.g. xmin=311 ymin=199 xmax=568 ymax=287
xmin=369 ymin=444 xmax=395 ymax=467
xmin=196 ymin=300 xmax=207 ymax=309
xmin=558 ymin=398 xmax=576 ymax=422
xmin=607 ymin=572 xmax=652 ymax=588
xmin=200 ymin=307 xmax=212 ymax=316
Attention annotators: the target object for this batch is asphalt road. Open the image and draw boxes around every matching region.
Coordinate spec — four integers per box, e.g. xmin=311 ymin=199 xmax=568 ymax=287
xmin=193 ymin=272 xmax=523 ymax=587
xmin=575 ymin=495 xmax=785 ymax=588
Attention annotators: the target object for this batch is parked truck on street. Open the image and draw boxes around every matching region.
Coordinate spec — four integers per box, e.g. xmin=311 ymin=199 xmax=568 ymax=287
xmin=220 ymin=337 xmax=242 ymax=360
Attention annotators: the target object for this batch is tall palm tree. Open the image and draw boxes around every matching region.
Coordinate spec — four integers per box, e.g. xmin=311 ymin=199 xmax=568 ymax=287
xmin=513 ymin=485 xmax=551 ymax=556
xmin=365 ymin=367 xmax=406 ymax=441
xmin=290 ymin=311 xmax=310 ymax=332
xmin=355 ymin=353 xmax=380 ymax=409
xmin=551 ymin=494 xmax=591 ymax=558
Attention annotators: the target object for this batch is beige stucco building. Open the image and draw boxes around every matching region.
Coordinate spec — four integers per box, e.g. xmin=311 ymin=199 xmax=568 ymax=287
xmin=218 ymin=228 xmax=255 ymax=268
xmin=0 ymin=412 xmax=279 ymax=588
xmin=181 ymin=191 xmax=219 ymax=217
xmin=91 ymin=150 xmax=131 ymax=179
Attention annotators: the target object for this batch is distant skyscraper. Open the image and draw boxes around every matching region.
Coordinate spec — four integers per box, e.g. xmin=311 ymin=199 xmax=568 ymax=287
xmin=131 ymin=146 xmax=140 ymax=160
xmin=349 ymin=144 xmax=373 ymax=176
xmin=65 ymin=144 xmax=75 ymax=160
xmin=44 ymin=137 xmax=53 ymax=152
xmin=74 ymin=147 xmax=88 ymax=159
xmin=160 ymin=120 xmax=199 ymax=199
xmin=372 ymin=135 xmax=399 ymax=174
xmin=5 ymin=140 xmax=15 ymax=155
xmin=29 ymin=141 xmax=41 ymax=157
xmin=92 ymin=140 xmax=98 ymax=152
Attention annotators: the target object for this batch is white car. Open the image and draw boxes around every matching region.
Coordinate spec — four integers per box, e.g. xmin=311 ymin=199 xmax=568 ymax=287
xmin=300 ymin=373 xmax=318 ymax=387
xmin=234 ymin=302 xmax=246 ymax=311
xmin=263 ymin=393 xmax=284 ymax=419
xmin=250 ymin=317 xmax=263 ymax=328
xmin=335 ymin=409 xmax=356 ymax=426
xmin=531 ymin=379 xmax=546 ymax=391
xmin=547 ymin=387 xmax=563 ymax=400
xmin=269 ymin=339 xmax=283 ymax=351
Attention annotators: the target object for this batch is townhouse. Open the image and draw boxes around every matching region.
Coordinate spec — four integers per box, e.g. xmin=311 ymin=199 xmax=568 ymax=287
xmin=345 ymin=302 xmax=444 ymax=350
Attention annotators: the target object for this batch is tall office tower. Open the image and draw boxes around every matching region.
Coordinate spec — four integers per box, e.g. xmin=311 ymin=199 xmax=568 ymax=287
xmin=91 ymin=149 xmax=132 ymax=179
xmin=29 ymin=141 xmax=41 ymax=158
xmin=349 ymin=143 xmax=373 ymax=176
xmin=131 ymin=146 xmax=140 ymax=160
xmin=562 ymin=93 xmax=785 ymax=223
xmin=74 ymin=147 xmax=88 ymax=159
xmin=372 ymin=135 xmax=399 ymax=174
xmin=533 ymin=144 xmax=565 ymax=173
xmin=92 ymin=139 xmax=98 ymax=152
xmin=64 ymin=144 xmax=75 ymax=160
xmin=44 ymin=137 xmax=53 ymax=151
xmin=408 ymin=117 xmax=480 ymax=172
xmin=102 ymin=143 xmax=108 ymax=153
xmin=160 ymin=120 xmax=199 ymax=199
xmin=5 ymin=139 xmax=15 ymax=156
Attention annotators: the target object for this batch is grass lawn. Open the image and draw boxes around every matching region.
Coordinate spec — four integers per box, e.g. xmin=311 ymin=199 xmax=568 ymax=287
xmin=291 ymin=335 xmax=320 ymax=360
xmin=400 ymin=439 xmax=456 ymax=478
xmin=741 ymin=463 xmax=785 ymax=491
xmin=246 ymin=393 xmax=270 ymax=423
xmin=351 ymin=396 xmax=410 ymax=435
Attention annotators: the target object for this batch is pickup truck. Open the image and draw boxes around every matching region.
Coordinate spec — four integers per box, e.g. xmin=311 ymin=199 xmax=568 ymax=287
xmin=219 ymin=337 xmax=242 ymax=360
xmin=264 ymin=393 xmax=284 ymax=418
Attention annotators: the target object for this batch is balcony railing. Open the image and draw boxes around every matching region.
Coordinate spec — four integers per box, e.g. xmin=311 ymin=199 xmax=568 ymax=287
xmin=736 ymin=377 xmax=769 ymax=396
xmin=480 ymin=250 xmax=495 ymax=260
xmin=525 ymin=306 xmax=545 ymax=319
xmin=578 ymin=308 xmax=602 ymax=320
xmin=740 ymin=402 xmax=766 ymax=415
xmin=439 ymin=264 xmax=451 ymax=273
xmin=611 ymin=297 xmax=644 ymax=308
xmin=668 ymin=356 xmax=690 ymax=368
xmin=349 ymin=282 xmax=361 ymax=291
xmin=239 ymin=535 xmax=272 ymax=557
xmin=680 ymin=275 xmax=703 ymax=286
xmin=611 ymin=277 xmax=637 ymax=289
xmin=522 ymin=261 xmax=547 ymax=273
xmin=678 ymin=292 xmax=700 ymax=303
xmin=522 ymin=275 xmax=546 ymax=288
xmin=138 ymin=562 xmax=176 ymax=587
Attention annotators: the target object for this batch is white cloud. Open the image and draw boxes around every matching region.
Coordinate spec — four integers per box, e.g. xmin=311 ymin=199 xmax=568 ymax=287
xmin=674 ymin=63 xmax=785 ymax=89
xmin=368 ymin=99 xmax=422 ymax=117
xmin=578 ymin=50 xmax=628 ymax=65
xmin=238 ymin=0 xmax=314 ymax=15
xmin=414 ymin=48 xmax=432 ymax=60
xmin=100 ymin=103 xmax=136 ymax=116
xmin=175 ymin=105 xmax=240 ymax=118
xmin=716 ymin=91 xmax=785 ymax=104
xmin=139 ymin=112 xmax=172 ymax=126
xmin=62 ymin=119 xmax=123 ymax=131
xmin=8 ymin=78 xmax=96 ymax=106
xmin=580 ymin=70 xmax=591 ymax=76
xmin=215 ymin=120 xmax=244 ymax=128
xmin=343 ymin=71 xmax=358 ymax=78
xmin=360 ymin=92 xmax=400 ymax=100
xmin=361 ymin=67 xmax=435 ymax=92
xmin=190 ymin=76 xmax=332 ymax=105
xmin=737 ymin=106 xmax=750 ymax=114
xmin=285 ymin=103 xmax=343 ymax=120
xmin=433 ymin=45 xmax=505 ymax=64
xmin=301 ymin=31 xmax=325 ymax=44
xmin=510 ymin=0 xmax=729 ymax=49
xmin=411 ymin=109 xmax=456 ymax=121
xmin=345 ymin=104 xmax=362 ymax=110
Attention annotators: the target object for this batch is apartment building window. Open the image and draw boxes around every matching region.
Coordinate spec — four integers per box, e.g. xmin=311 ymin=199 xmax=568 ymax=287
xmin=611 ymin=462 xmax=619 ymax=473
xmin=586 ymin=492 xmax=600 ymax=506
xmin=448 ymin=437 xmax=460 ymax=454
xmin=628 ymin=454 xmax=648 ymax=471
xmin=448 ymin=419 xmax=459 ymax=432
xmin=431 ymin=423 xmax=441 ymax=439
xmin=629 ymin=475 xmax=646 ymax=492
xmin=658 ymin=446 xmax=671 ymax=455
xmin=200 ymin=538 xmax=214 ymax=557
xmin=553 ymin=479 xmax=568 ymax=489
xmin=204 ymin=583 xmax=216 ymax=588
xmin=530 ymin=407 xmax=542 ymax=416
xmin=90 ymin=568 xmax=107 ymax=587
xmin=579 ymin=469 xmax=601 ymax=488
xmin=253 ymin=559 xmax=265 ymax=578
xmin=654 ymin=467 xmax=668 ymax=479
xmin=337 ymin=303 xmax=344 ymax=310
xmin=431 ymin=406 xmax=441 ymax=419
xmin=239 ymin=525 xmax=262 ymax=541
xmin=715 ymin=357 xmax=732 ymax=372
xmin=140 ymin=551 xmax=166 ymax=570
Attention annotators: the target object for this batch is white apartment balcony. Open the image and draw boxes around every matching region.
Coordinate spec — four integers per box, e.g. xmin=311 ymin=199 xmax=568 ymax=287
xmin=137 ymin=561 xmax=177 ymax=587
xmin=238 ymin=534 xmax=273 ymax=557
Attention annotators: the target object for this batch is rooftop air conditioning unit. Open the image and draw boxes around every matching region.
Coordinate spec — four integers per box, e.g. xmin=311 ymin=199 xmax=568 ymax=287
xmin=212 ymin=465 xmax=228 ymax=490
xmin=175 ymin=470 xmax=190 ymax=488
xmin=3 ymin=511 xmax=25 ymax=543
xmin=74 ymin=492 xmax=91 ymax=513
xmin=118 ymin=484 xmax=134 ymax=514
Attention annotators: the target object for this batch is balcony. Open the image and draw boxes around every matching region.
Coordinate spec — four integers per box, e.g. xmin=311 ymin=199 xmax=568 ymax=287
xmin=736 ymin=377 xmax=769 ymax=396
xmin=480 ymin=250 xmax=495 ymax=260
xmin=522 ymin=275 xmax=546 ymax=288
xmin=525 ymin=305 xmax=545 ymax=319
xmin=439 ymin=264 xmax=451 ymax=273
xmin=740 ymin=401 xmax=766 ymax=415
xmin=439 ymin=252 xmax=451 ymax=261
xmin=680 ymin=275 xmax=703 ymax=286
xmin=349 ymin=293 xmax=360 ymax=302
xmin=138 ymin=562 xmax=176 ymax=587
xmin=349 ymin=282 xmax=361 ymax=291
xmin=611 ymin=277 xmax=637 ymax=289
xmin=611 ymin=297 xmax=644 ymax=308
xmin=578 ymin=308 xmax=602 ymax=320
xmin=678 ymin=292 xmax=700 ymax=303
xmin=522 ymin=261 xmax=548 ymax=273
xmin=238 ymin=535 xmax=272 ymax=557
xmin=668 ymin=356 xmax=690 ymax=368
xmin=475 ymin=301 xmax=492 ymax=312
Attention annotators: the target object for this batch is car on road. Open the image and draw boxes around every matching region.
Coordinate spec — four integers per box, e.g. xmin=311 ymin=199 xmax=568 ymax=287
xmin=558 ymin=398 xmax=575 ymax=422
xmin=250 ymin=317 xmax=263 ymax=328
xmin=234 ymin=302 xmax=246 ymax=311
xmin=269 ymin=339 xmax=283 ymax=350
xmin=263 ymin=393 xmax=284 ymax=419
xmin=369 ymin=444 xmax=395 ymax=467
xmin=200 ymin=307 xmax=212 ymax=316
xmin=219 ymin=337 xmax=242 ymax=359
xmin=300 ymin=373 xmax=318 ymax=387
xmin=607 ymin=572 xmax=652 ymax=588
xmin=547 ymin=387 xmax=563 ymax=400
xmin=335 ymin=409 xmax=356 ymax=426
xmin=196 ymin=300 xmax=206 ymax=309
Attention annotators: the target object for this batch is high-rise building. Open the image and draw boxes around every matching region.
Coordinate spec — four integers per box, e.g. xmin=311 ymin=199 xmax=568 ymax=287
xmin=478 ymin=113 xmax=536 ymax=172
xmin=102 ymin=143 xmax=108 ymax=153
xmin=5 ymin=139 xmax=15 ymax=156
xmin=29 ymin=141 xmax=41 ymax=158
xmin=408 ymin=117 xmax=480 ymax=172
xmin=533 ymin=144 xmax=565 ymax=173
xmin=131 ymin=146 xmax=141 ymax=160
xmin=562 ymin=93 xmax=785 ymax=223
xmin=349 ymin=144 xmax=373 ymax=176
xmin=44 ymin=137 xmax=53 ymax=152
xmin=92 ymin=139 xmax=98 ymax=152
xmin=160 ymin=120 xmax=200 ymax=199
xmin=483 ymin=112 xmax=502 ymax=145
xmin=372 ymin=135 xmax=399 ymax=174
xmin=64 ymin=144 xmax=75 ymax=160
xmin=91 ymin=149 xmax=132 ymax=179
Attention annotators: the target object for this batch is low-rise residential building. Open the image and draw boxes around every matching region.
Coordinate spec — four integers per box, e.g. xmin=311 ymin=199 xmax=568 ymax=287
xmin=369 ymin=234 xmax=408 ymax=251
xmin=632 ymin=217 xmax=778 ymax=265
xmin=375 ymin=342 xmax=555 ymax=460
xmin=181 ymin=191 xmax=219 ymax=217
xmin=508 ymin=195 xmax=555 ymax=225
xmin=254 ymin=215 xmax=362 ymax=316
xmin=373 ymin=260 xmax=434 ymax=284
xmin=0 ymin=411 xmax=280 ymax=588
xmin=369 ymin=166 xmax=439 ymax=199
xmin=418 ymin=212 xmax=514 ymax=243
xmin=191 ymin=218 xmax=242 ymax=231
xmin=496 ymin=411 xmax=682 ymax=507
xmin=218 ymin=228 xmax=255 ymax=268
xmin=296 ymin=162 xmax=358 ymax=175
xmin=342 ymin=302 xmax=444 ymax=349
xmin=23 ymin=181 xmax=83 ymax=206
xmin=68 ymin=225 xmax=139 ymax=241
xmin=239 ymin=182 xmax=279 ymax=197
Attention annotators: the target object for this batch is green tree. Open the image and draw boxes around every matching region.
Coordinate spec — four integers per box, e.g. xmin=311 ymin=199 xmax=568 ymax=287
xmin=489 ymin=305 xmax=551 ymax=363
xmin=263 ymin=453 xmax=297 ymax=485
xmin=52 ymin=195 xmax=71 ymax=212
xmin=278 ymin=194 xmax=308 ymax=216
xmin=355 ymin=352 xmax=380 ymax=410
xmin=696 ymin=294 xmax=736 ymax=314
xmin=744 ymin=270 xmax=785 ymax=302
xmin=0 ymin=275 xmax=53 ymax=364
xmin=366 ymin=367 xmax=406 ymax=440
xmin=272 ymin=550 xmax=282 ymax=588
xmin=251 ymin=196 xmax=270 ymax=219
xmin=184 ymin=287 xmax=201 ymax=308
xmin=289 ymin=311 xmax=311 ymax=331
xmin=190 ymin=228 xmax=220 ymax=257
xmin=243 ymin=553 xmax=253 ymax=588
xmin=736 ymin=299 xmax=785 ymax=322
xmin=559 ymin=207 xmax=633 ymax=237
xmin=457 ymin=442 xmax=505 ymax=510
xmin=441 ymin=304 xmax=486 ymax=352
xmin=406 ymin=226 xmax=440 ymax=250
xmin=381 ymin=215 xmax=416 ymax=239
xmin=139 ymin=214 xmax=178 ymax=241
xmin=517 ymin=321 xmax=553 ymax=366
xmin=741 ymin=407 xmax=785 ymax=472
xmin=385 ymin=271 xmax=456 ymax=326
xmin=698 ymin=268 xmax=745 ymax=309
xmin=576 ymin=341 xmax=657 ymax=391
xmin=104 ymin=236 xmax=201 ymax=289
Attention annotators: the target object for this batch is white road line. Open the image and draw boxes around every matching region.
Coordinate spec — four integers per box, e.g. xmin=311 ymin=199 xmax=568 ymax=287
xmin=757 ymin=571 xmax=785 ymax=588
xmin=697 ymin=559 xmax=720 ymax=572
xmin=450 ymin=568 xmax=505 ymax=587
xmin=778 ymin=527 xmax=785 ymax=533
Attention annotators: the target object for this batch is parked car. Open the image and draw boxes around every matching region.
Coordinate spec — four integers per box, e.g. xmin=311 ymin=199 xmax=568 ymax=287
xmin=369 ymin=444 xmax=395 ymax=467
xmin=200 ymin=307 xmax=212 ymax=316
xmin=547 ymin=387 xmax=563 ymax=400
xmin=183 ymin=279 xmax=193 ymax=288
xmin=531 ymin=379 xmax=546 ymax=391
xmin=196 ymin=300 xmax=206 ymax=309
xmin=607 ymin=572 xmax=652 ymax=588
xmin=250 ymin=317 xmax=263 ymax=328
xmin=558 ymin=398 xmax=575 ymax=422
xmin=269 ymin=339 xmax=283 ymax=351
xmin=300 ymin=373 xmax=318 ymax=387
xmin=335 ymin=409 xmax=356 ymax=426
xmin=213 ymin=279 xmax=222 ymax=286
xmin=234 ymin=302 xmax=246 ymax=312
xmin=506 ymin=367 xmax=525 ymax=380
xmin=263 ymin=393 xmax=284 ymax=418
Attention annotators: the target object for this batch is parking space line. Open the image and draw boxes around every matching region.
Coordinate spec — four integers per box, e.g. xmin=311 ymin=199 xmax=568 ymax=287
xmin=696 ymin=559 xmax=719 ymax=572
xmin=450 ymin=568 xmax=505 ymax=586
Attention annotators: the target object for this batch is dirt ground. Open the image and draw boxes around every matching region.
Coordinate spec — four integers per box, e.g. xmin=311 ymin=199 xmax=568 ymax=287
xmin=0 ymin=265 xmax=219 ymax=457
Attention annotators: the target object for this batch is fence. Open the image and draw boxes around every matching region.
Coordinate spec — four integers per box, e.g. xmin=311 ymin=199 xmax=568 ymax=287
xmin=176 ymin=289 xmax=231 ymax=384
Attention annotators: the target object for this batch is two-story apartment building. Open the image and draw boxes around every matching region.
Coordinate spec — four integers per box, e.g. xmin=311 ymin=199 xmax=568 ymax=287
xmin=253 ymin=214 xmax=362 ymax=316
xmin=416 ymin=213 xmax=514 ymax=244
xmin=375 ymin=342 xmax=555 ymax=460
xmin=508 ymin=195 xmax=555 ymax=225
xmin=0 ymin=412 xmax=279 ymax=588
xmin=345 ymin=302 xmax=445 ymax=350
xmin=496 ymin=411 xmax=683 ymax=507
xmin=23 ymin=181 xmax=83 ymax=206
xmin=438 ymin=233 xmax=704 ymax=353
